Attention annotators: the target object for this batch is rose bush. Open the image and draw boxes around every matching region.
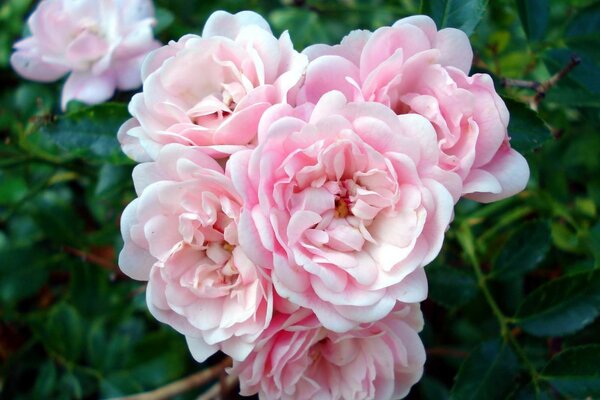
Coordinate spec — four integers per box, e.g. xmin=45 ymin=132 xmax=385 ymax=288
xmin=118 ymin=10 xmax=307 ymax=162
xmin=11 ymin=0 xmax=161 ymax=109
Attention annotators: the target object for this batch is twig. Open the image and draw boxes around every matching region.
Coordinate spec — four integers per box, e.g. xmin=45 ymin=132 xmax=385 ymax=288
xmin=196 ymin=374 xmax=238 ymax=400
xmin=501 ymin=78 xmax=541 ymax=91
xmin=63 ymin=246 xmax=121 ymax=274
xmin=112 ymin=357 xmax=232 ymax=400
xmin=501 ymin=55 xmax=581 ymax=110
xmin=533 ymin=55 xmax=581 ymax=107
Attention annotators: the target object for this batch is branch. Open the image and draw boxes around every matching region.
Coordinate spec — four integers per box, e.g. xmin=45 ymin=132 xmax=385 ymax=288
xmin=63 ymin=246 xmax=122 ymax=275
xmin=533 ymin=55 xmax=581 ymax=107
xmin=196 ymin=374 xmax=238 ymax=400
xmin=111 ymin=357 xmax=232 ymax=400
xmin=501 ymin=55 xmax=581 ymax=109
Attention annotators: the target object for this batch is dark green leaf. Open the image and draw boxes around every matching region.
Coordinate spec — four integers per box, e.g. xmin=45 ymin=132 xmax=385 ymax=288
xmin=95 ymin=164 xmax=133 ymax=196
xmin=428 ymin=265 xmax=478 ymax=308
xmin=100 ymin=372 xmax=144 ymax=398
xmin=565 ymin=2 xmax=600 ymax=63
xmin=588 ymin=223 xmax=600 ymax=268
xmin=421 ymin=0 xmax=488 ymax=36
xmin=0 ymin=248 xmax=48 ymax=305
xmin=0 ymin=171 xmax=28 ymax=206
xmin=450 ymin=340 xmax=519 ymax=400
xmin=515 ymin=0 xmax=549 ymax=42
xmin=27 ymin=103 xmax=132 ymax=165
xmin=505 ymin=98 xmax=551 ymax=154
xmin=45 ymin=303 xmax=85 ymax=361
xmin=541 ymin=345 xmax=600 ymax=397
xmin=515 ymin=269 xmax=600 ymax=336
xmin=32 ymin=361 xmax=57 ymax=398
xmin=420 ymin=376 xmax=450 ymax=400
xmin=491 ymin=220 xmax=551 ymax=280
xmin=59 ymin=372 xmax=83 ymax=399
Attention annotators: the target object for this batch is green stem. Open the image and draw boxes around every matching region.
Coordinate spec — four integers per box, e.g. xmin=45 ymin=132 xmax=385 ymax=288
xmin=458 ymin=222 xmax=541 ymax=393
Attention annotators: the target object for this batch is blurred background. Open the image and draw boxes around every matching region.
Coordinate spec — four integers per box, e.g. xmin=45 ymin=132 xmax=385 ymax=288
xmin=1 ymin=0 xmax=599 ymax=399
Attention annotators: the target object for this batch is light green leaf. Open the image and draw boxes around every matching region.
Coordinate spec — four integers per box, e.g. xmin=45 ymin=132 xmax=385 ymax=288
xmin=154 ymin=7 xmax=174 ymax=34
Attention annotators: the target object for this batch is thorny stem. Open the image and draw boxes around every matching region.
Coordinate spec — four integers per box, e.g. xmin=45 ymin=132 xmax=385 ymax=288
xmin=458 ymin=223 xmax=541 ymax=393
xmin=112 ymin=357 xmax=232 ymax=400
xmin=532 ymin=55 xmax=581 ymax=108
xmin=501 ymin=55 xmax=581 ymax=110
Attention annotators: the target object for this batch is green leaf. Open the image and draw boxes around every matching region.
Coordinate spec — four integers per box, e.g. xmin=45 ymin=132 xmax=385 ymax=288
xmin=588 ymin=223 xmax=600 ymax=268
xmin=505 ymin=98 xmax=551 ymax=154
xmin=421 ymin=0 xmax=488 ymax=36
xmin=541 ymin=345 xmax=600 ymax=397
xmin=27 ymin=103 xmax=132 ymax=165
xmin=59 ymin=372 xmax=83 ymax=400
xmin=491 ymin=220 xmax=551 ymax=280
xmin=450 ymin=340 xmax=519 ymax=400
xmin=269 ymin=8 xmax=330 ymax=50
xmin=515 ymin=269 xmax=600 ymax=337
xmin=0 ymin=171 xmax=28 ymax=206
xmin=45 ymin=303 xmax=85 ymax=361
xmin=0 ymin=248 xmax=48 ymax=305
xmin=428 ymin=265 xmax=478 ymax=308
xmin=154 ymin=7 xmax=174 ymax=34
xmin=420 ymin=376 xmax=450 ymax=400
xmin=100 ymin=372 xmax=144 ymax=398
xmin=565 ymin=2 xmax=600 ymax=63
xmin=32 ymin=361 xmax=57 ymax=399
xmin=515 ymin=0 xmax=549 ymax=42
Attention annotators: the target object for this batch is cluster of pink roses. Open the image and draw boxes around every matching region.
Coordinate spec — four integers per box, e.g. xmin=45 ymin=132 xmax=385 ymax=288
xmin=116 ymin=11 xmax=529 ymax=399
xmin=13 ymin=3 xmax=529 ymax=398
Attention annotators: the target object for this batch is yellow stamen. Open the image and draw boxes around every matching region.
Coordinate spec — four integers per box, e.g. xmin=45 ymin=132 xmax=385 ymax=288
xmin=334 ymin=198 xmax=350 ymax=218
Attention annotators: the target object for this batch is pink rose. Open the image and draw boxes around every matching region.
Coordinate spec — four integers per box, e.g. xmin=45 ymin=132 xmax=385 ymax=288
xmin=298 ymin=15 xmax=529 ymax=202
xmin=229 ymin=91 xmax=461 ymax=332
xmin=119 ymin=144 xmax=272 ymax=362
xmin=11 ymin=0 xmax=161 ymax=109
xmin=118 ymin=10 xmax=308 ymax=162
xmin=232 ymin=303 xmax=425 ymax=400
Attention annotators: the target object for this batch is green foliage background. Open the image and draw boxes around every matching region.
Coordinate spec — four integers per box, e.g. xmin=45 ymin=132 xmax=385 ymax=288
xmin=1 ymin=0 xmax=599 ymax=398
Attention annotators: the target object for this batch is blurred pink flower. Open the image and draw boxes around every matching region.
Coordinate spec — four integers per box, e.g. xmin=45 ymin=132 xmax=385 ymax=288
xmin=118 ymin=10 xmax=307 ymax=162
xmin=119 ymin=144 xmax=272 ymax=362
xmin=232 ymin=303 xmax=425 ymax=400
xmin=11 ymin=0 xmax=161 ymax=109
xmin=298 ymin=15 xmax=529 ymax=202
xmin=229 ymin=91 xmax=461 ymax=332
